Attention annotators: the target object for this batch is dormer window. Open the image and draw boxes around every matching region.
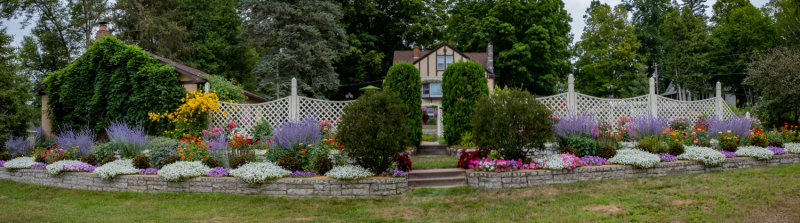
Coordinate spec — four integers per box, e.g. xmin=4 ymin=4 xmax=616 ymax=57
xmin=437 ymin=55 xmax=454 ymax=70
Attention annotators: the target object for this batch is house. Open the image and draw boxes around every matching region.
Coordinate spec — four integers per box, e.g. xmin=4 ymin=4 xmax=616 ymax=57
xmin=660 ymin=81 xmax=736 ymax=106
xmin=392 ymin=43 xmax=496 ymax=116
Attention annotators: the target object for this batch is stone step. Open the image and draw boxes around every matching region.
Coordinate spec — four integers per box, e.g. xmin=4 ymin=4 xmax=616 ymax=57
xmin=408 ymin=168 xmax=466 ymax=179
xmin=416 ymin=148 xmax=448 ymax=156
xmin=408 ymin=176 xmax=467 ymax=188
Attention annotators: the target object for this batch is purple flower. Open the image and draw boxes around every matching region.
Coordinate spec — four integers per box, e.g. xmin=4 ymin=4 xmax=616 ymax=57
xmin=554 ymin=112 xmax=599 ymax=138
xmin=105 ymin=121 xmax=148 ymax=147
xmin=30 ymin=163 xmax=47 ymax=170
xmin=273 ymin=117 xmax=322 ymax=149
xmin=718 ymin=150 xmax=737 ymax=158
xmin=62 ymin=163 xmax=97 ymax=172
xmin=708 ymin=116 xmax=753 ymax=138
xmin=658 ymin=153 xmax=677 ymax=162
xmin=630 ymin=113 xmax=668 ymax=139
xmin=0 ymin=160 xmax=6 ymax=167
xmin=580 ymin=156 xmax=609 ymax=166
xmin=207 ymin=167 xmax=231 ymax=177
xmin=289 ymin=170 xmax=317 ymax=178
xmin=139 ymin=168 xmax=159 ymax=175
xmin=380 ymin=168 xmax=408 ymax=177
xmin=767 ymin=146 xmax=787 ymax=155
xmin=56 ymin=126 xmax=96 ymax=156
xmin=4 ymin=134 xmax=33 ymax=156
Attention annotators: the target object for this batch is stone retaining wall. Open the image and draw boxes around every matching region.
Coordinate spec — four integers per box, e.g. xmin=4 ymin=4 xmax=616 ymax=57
xmin=467 ymin=154 xmax=800 ymax=189
xmin=0 ymin=169 xmax=408 ymax=198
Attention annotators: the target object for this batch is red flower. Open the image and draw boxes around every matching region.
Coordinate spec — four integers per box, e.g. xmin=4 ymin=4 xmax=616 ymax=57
xmin=300 ymin=151 xmax=306 ymax=155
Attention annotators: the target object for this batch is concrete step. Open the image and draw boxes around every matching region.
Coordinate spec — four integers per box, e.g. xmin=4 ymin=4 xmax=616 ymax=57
xmin=408 ymin=168 xmax=466 ymax=179
xmin=416 ymin=148 xmax=448 ymax=156
xmin=408 ymin=176 xmax=467 ymax=188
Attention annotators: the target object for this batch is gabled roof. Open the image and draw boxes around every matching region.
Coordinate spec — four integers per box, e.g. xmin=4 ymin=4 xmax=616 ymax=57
xmin=393 ymin=43 xmax=494 ymax=76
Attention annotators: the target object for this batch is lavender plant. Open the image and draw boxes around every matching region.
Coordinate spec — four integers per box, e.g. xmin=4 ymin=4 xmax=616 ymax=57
xmin=273 ymin=117 xmax=322 ymax=150
xmin=718 ymin=150 xmax=737 ymax=158
xmin=4 ymin=134 xmax=33 ymax=156
xmin=553 ymin=112 xmax=598 ymax=138
xmin=105 ymin=121 xmax=148 ymax=158
xmin=629 ymin=113 xmax=668 ymax=139
xmin=55 ymin=126 xmax=96 ymax=157
xmin=708 ymin=116 xmax=753 ymax=138
xmin=206 ymin=134 xmax=229 ymax=167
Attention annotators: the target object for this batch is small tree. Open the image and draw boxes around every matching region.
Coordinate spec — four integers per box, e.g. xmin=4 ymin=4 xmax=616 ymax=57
xmin=0 ymin=28 xmax=34 ymax=144
xmin=745 ymin=46 xmax=800 ymax=125
xmin=442 ymin=61 xmax=488 ymax=145
xmin=383 ymin=63 xmax=422 ymax=147
xmin=472 ymin=88 xmax=555 ymax=160
xmin=337 ymin=90 xmax=409 ymax=174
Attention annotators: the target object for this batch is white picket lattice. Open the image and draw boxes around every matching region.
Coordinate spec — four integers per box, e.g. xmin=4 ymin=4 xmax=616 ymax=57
xmin=536 ymin=93 xmax=568 ymax=119
xmin=572 ymin=94 xmax=649 ymax=125
xmin=298 ymin=96 xmax=353 ymax=124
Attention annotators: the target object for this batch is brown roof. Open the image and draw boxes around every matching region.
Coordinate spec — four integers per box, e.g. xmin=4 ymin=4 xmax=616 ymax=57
xmin=393 ymin=44 xmax=494 ymax=76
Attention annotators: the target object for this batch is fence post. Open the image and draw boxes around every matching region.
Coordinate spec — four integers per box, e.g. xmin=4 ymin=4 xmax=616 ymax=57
xmin=715 ymin=81 xmax=723 ymax=118
xmin=745 ymin=112 xmax=750 ymax=119
xmin=290 ymin=78 xmax=299 ymax=120
xmin=649 ymin=77 xmax=657 ymax=116
xmin=437 ymin=105 xmax=443 ymax=137
xmin=567 ymin=74 xmax=577 ymax=115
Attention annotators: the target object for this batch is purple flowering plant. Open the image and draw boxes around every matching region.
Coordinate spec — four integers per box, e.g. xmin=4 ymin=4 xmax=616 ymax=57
xmin=61 ymin=163 xmax=97 ymax=173
xmin=0 ymin=160 xmax=5 ymax=167
xmin=553 ymin=112 xmax=599 ymax=138
xmin=289 ymin=170 xmax=316 ymax=178
xmin=658 ymin=153 xmax=677 ymax=162
xmin=629 ymin=113 xmax=668 ymax=139
xmin=105 ymin=121 xmax=147 ymax=158
xmin=580 ymin=156 xmax=609 ymax=166
xmin=5 ymin=134 xmax=33 ymax=156
xmin=468 ymin=158 xmax=542 ymax=172
xmin=718 ymin=150 xmax=737 ymax=158
xmin=767 ymin=146 xmax=787 ymax=155
xmin=273 ymin=117 xmax=322 ymax=150
xmin=207 ymin=167 xmax=231 ymax=177
xmin=708 ymin=116 xmax=753 ymax=138
xmin=56 ymin=126 xmax=96 ymax=157
xmin=380 ymin=168 xmax=408 ymax=177
xmin=30 ymin=163 xmax=47 ymax=170
xmin=139 ymin=168 xmax=159 ymax=175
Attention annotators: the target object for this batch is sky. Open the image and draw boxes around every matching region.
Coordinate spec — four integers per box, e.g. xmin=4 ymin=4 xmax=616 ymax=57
xmin=1 ymin=0 xmax=773 ymax=47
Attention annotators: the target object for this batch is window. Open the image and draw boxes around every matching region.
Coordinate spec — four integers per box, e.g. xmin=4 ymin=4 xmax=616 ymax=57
xmin=422 ymin=84 xmax=430 ymax=97
xmin=437 ymin=55 xmax=454 ymax=70
xmin=422 ymin=83 xmax=442 ymax=98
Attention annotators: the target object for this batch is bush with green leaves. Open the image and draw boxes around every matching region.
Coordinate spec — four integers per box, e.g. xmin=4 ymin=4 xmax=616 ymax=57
xmin=100 ymin=155 xmax=118 ymax=166
xmin=314 ymin=154 xmax=333 ymax=175
xmin=636 ymin=136 xmax=667 ymax=154
xmin=0 ymin=31 xmax=34 ymax=150
xmin=132 ymin=154 xmax=151 ymax=169
xmin=43 ymin=36 xmax=185 ymax=134
xmin=598 ymin=144 xmax=617 ymax=159
xmin=200 ymin=74 xmax=246 ymax=103
xmin=557 ymin=135 xmax=597 ymax=157
xmin=472 ymin=88 xmax=554 ymax=160
xmin=668 ymin=143 xmax=685 ymax=156
xmin=442 ymin=61 xmax=489 ymax=145
xmin=382 ymin=63 xmax=422 ymax=147
xmin=338 ymin=90 xmax=409 ymax=174
xmin=147 ymin=137 xmax=180 ymax=168
xmin=251 ymin=119 xmax=273 ymax=143
xmin=276 ymin=153 xmax=301 ymax=171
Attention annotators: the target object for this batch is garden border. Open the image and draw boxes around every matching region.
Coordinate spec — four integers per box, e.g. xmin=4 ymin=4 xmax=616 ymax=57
xmin=467 ymin=154 xmax=800 ymax=189
xmin=0 ymin=169 xmax=408 ymax=198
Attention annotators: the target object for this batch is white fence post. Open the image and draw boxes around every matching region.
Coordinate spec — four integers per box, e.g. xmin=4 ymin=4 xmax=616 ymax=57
xmin=567 ymin=74 xmax=577 ymax=114
xmin=290 ymin=78 xmax=299 ymax=120
xmin=437 ymin=105 xmax=443 ymax=137
xmin=649 ymin=77 xmax=657 ymax=116
xmin=715 ymin=81 xmax=723 ymax=118
xmin=745 ymin=112 xmax=750 ymax=119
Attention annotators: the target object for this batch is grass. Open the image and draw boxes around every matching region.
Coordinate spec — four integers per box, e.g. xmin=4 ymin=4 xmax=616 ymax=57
xmin=411 ymin=155 xmax=458 ymax=169
xmin=2 ymin=163 xmax=800 ymax=222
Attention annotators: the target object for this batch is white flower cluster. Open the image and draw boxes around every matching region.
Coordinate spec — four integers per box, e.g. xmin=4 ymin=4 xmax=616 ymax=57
xmin=785 ymin=143 xmax=800 ymax=154
xmin=229 ymin=162 xmax=291 ymax=184
xmin=325 ymin=165 xmax=373 ymax=180
xmin=4 ymin=157 xmax=39 ymax=170
xmin=45 ymin=160 xmax=86 ymax=176
xmin=677 ymin=146 xmax=726 ymax=166
xmin=158 ymin=161 xmax=212 ymax=182
xmin=736 ymin=146 xmax=774 ymax=160
xmin=540 ymin=155 xmax=567 ymax=170
xmin=94 ymin=159 xmax=139 ymax=180
xmin=608 ymin=149 xmax=661 ymax=169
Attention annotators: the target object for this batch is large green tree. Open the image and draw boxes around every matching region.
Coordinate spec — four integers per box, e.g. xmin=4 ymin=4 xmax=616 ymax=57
xmin=622 ymin=0 xmax=673 ymax=76
xmin=239 ymin=0 xmax=347 ymax=99
xmin=659 ymin=6 xmax=712 ymax=99
xmin=0 ymin=27 xmax=35 ymax=144
xmin=446 ymin=0 xmax=572 ymax=96
xmin=575 ymin=2 xmax=645 ymax=98
xmin=768 ymin=0 xmax=800 ymax=47
xmin=745 ymin=46 xmax=800 ymax=125
xmin=382 ymin=63 xmax=422 ymax=147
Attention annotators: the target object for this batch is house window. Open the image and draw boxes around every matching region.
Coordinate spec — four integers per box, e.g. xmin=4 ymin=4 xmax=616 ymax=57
xmin=437 ymin=55 xmax=454 ymax=70
xmin=422 ymin=83 xmax=442 ymax=98
xmin=422 ymin=84 xmax=430 ymax=97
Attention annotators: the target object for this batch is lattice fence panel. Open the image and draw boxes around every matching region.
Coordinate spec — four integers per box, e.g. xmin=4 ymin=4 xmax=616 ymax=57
xmin=656 ymin=96 xmax=715 ymax=123
xmin=575 ymin=94 xmax=649 ymax=125
xmin=210 ymin=97 xmax=291 ymax=136
xmin=536 ymin=93 xmax=568 ymax=119
xmin=298 ymin=97 xmax=354 ymax=125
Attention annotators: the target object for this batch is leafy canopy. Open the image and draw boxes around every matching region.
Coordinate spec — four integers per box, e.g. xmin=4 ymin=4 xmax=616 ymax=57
xmin=383 ymin=63 xmax=422 ymax=147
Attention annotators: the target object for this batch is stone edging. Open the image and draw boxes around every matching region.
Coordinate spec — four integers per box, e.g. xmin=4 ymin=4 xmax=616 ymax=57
xmin=467 ymin=154 xmax=800 ymax=189
xmin=0 ymin=169 xmax=409 ymax=197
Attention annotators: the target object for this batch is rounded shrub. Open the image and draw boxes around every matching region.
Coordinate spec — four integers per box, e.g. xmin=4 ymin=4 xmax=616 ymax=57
xmin=636 ymin=136 xmax=667 ymax=154
xmin=202 ymin=156 xmax=220 ymax=168
xmin=93 ymin=142 xmax=115 ymax=161
xmin=722 ymin=142 xmax=738 ymax=152
xmin=0 ymin=153 xmax=11 ymax=161
xmin=559 ymin=146 xmax=581 ymax=157
xmin=313 ymin=155 xmax=333 ymax=175
xmin=200 ymin=74 xmax=246 ymax=103
xmin=442 ymin=61 xmax=489 ymax=145
xmin=383 ymin=63 xmax=423 ymax=147
xmin=769 ymin=140 xmax=784 ymax=148
xmin=147 ymin=136 xmax=180 ymax=169
xmin=230 ymin=155 xmax=250 ymax=169
xmin=393 ymin=153 xmax=412 ymax=172
xmin=80 ymin=154 xmax=98 ymax=165
xmin=749 ymin=135 xmax=768 ymax=147
xmin=276 ymin=153 xmax=301 ymax=172
xmin=471 ymin=88 xmax=554 ymax=160
xmin=598 ymin=144 xmax=617 ymax=159
xmin=100 ymin=155 xmax=118 ymax=166
xmin=668 ymin=143 xmax=685 ymax=156
xmin=132 ymin=154 xmax=151 ymax=169
xmin=162 ymin=155 xmax=180 ymax=167
xmin=338 ymin=90 xmax=410 ymax=174
xmin=700 ymin=141 xmax=713 ymax=148
xmin=557 ymin=135 xmax=597 ymax=157
xmin=251 ymin=120 xmax=273 ymax=143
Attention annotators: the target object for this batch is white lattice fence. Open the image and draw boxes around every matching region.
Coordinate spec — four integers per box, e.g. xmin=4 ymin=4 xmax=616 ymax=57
xmin=574 ymin=94 xmax=649 ymax=125
xmin=536 ymin=93 xmax=568 ymax=119
xmin=298 ymin=97 xmax=353 ymax=124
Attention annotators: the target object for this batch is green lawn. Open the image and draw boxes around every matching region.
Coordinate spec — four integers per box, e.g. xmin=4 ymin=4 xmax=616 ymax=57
xmin=411 ymin=155 xmax=458 ymax=169
xmin=2 ymin=163 xmax=800 ymax=222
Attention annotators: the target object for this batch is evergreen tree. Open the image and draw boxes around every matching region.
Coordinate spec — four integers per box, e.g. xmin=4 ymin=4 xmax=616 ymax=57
xmin=768 ymin=0 xmax=800 ymax=47
xmin=623 ymin=0 xmax=674 ymax=76
xmin=0 ymin=28 xmax=35 ymax=143
xmin=682 ymin=0 xmax=709 ymax=18
xmin=383 ymin=63 xmax=422 ymax=147
xmin=659 ymin=6 xmax=712 ymax=99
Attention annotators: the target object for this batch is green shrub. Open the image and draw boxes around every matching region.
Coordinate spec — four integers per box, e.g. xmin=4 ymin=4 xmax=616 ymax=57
xmin=162 ymin=155 xmax=180 ymax=167
xmin=598 ymin=144 xmax=617 ymax=159
xmin=459 ymin=132 xmax=477 ymax=148
xmin=277 ymin=153 xmax=301 ymax=172
xmin=559 ymin=146 xmax=581 ymax=157
xmin=636 ymin=136 xmax=667 ymax=154
xmin=251 ymin=119 xmax=273 ymax=143
xmin=558 ymin=135 xmax=597 ymax=157
xmin=93 ymin=142 xmax=115 ymax=161
xmin=383 ymin=63 xmax=422 ymax=147
xmin=749 ymin=135 xmax=768 ymax=147
xmin=313 ymin=155 xmax=333 ymax=175
xmin=442 ymin=61 xmax=489 ymax=145
xmin=147 ymin=137 xmax=180 ymax=168
xmin=700 ymin=141 xmax=713 ymax=148
xmin=229 ymin=155 xmax=251 ymax=169
xmin=264 ymin=147 xmax=290 ymax=163
xmin=421 ymin=134 xmax=436 ymax=142
xmin=200 ymin=74 xmax=246 ymax=103
xmin=202 ymin=156 xmax=220 ymax=168
xmin=472 ymin=88 xmax=554 ymax=160
xmin=132 ymin=154 xmax=151 ymax=169
xmin=100 ymin=155 xmax=118 ymax=166
xmin=668 ymin=143 xmax=685 ymax=156
xmin=338 ymin=90 xmax=409 ymax=174
xmin=80 ymin=154 xmax=98 ymax=165
xmin=0 ymin=153 xmax=11 ymax=161
xmin=722 ymin=142 xmax=738 ymax=152
xmin=769 ymin=140 xmax=784 ymax=148
xmin=109 ymin=141 xmax=146 ymax=159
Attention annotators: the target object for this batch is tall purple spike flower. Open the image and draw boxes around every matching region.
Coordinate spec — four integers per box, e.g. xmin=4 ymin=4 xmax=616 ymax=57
xmin=5 ymin=134 xmax=33 ymax=156
xmin=708 ymin=115 xmax=753 ymax=137
xmin=273 ymin=116 xmax=322 ymax=149
xmin=106 ymin=121 xmax=148 ymax=146
xmin=553 ymin=112 xmax=598 ymax=138
xmin=629 ymin=112 xmax=668 ymax=139
xmin=56 ymin=127 xmax=96 ymax=156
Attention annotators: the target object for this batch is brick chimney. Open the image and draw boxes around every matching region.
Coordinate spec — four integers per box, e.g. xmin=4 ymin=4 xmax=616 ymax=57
xmin=413 ymin=45 xmax=420 ymax=60
xmin=96 ymin=21 xmax=111 ymax=38
xmin=487 ymin=42 xmax=494 ymax=73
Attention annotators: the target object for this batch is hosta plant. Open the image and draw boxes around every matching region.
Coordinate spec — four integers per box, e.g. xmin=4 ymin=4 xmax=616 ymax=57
xmin=230 ymin=162 xmax=291 ymax=184
xmin=677 ymin=146 xmax=726 ymax=166
xmin=158 ymin=161 xmax=212 ymax=182
xmin=785 ymin=143 xmax=800 ymax=154
xmin=94 ymin=159 xmax=139 ymax=180
xmin=736 ymin=146 xmax=774 ymax=160
xmin=45 ymin=160 xmax=95 ymax=176
xmin=325 ymin=165 xmax=373 ymax=180
xmin=3 ymin=157 xmax=39 ymax=170
xmin=608 ymin=149 xmax=661 ymax=168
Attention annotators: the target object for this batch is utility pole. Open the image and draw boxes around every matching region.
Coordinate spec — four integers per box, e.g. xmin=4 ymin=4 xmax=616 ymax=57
xmin=275 ymin=48 xmax=284 ymax=99
xmin=653 ymin=63 xmax=659 ymax=95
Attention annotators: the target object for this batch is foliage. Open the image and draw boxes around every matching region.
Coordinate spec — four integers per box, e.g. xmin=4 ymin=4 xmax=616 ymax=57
xmin=769 ymin=0 xmax=800 ymax=47
xmin=636 ymin=136 xmax=667 ymax=154
xmin=251 ymin=119 xmax=273 ymax=144
xmin=230 ymin=162 xmax=292 ymax=184
xmin=446 ymin=0 xmax=571 ymax=95
xmin=0 ymin=153 xmax=10 ymax=161
xmin=457 ymin=149 xmax=490 ymax=169
xmin=442 ymin=61 xmax=489 ymax=145
xmin=80 ymin=154 xmax=98 ymax=166
xmin=721 ymin=143 xmax=738 ymax=153
xmin=202 ymin=156 xmax=220 ymax=169
xmin=622 ymin=0 xmax=672 ymax=75
xmin=147 ymin=137 xmax=180 ymax=169
xmin=162 ymin=155 xmax=180 ymax=167
xmin=539 ymin=153 xmax=586 ymax=170
xmin=325 ymin=165 xmax=373 ymax=180
xmin=5 ymin=135 xmax=33 ymax=157
xmin=313 ymin=155 xmax=333 ymax=175
xmin=393 ymin=153 xmax=412 ymax=172
xmin=276 ymin=153 xmax=302 ymax=172
xmin=273 ymin=117 xmax=322 ymax=150
xmin=105 ymin=121 xmax=147 ymax=158
xmin=158 ymin=161 xmax=212 ymax=182
xmin=735 ymin=146 xmax=774 ymax=160
xmin=148 ymin=91 xmax=221 ymax=137
xmin=580 ymin=156 xmax=610 ymax=166
xmin=240 ymin=0 xmax=346 ymax=99
xmin=94 ymin=159 xmax=139 ymax=180
xmin=700 ymin=141 xmax=713 ymax=148
xmin=382 ymin=63 xmax=422 ymax=146
xmin=338 ymin=90 xmax=409 ymax=174
xmin=229 ymin=155 xmax=250 ymax=169
xmin=659 ymin=6 xmax=712 ymax=99
xmin=35 ymin=148 xmax=70 ymax=164
xmin=472 ymin=88 xmax=552 ymax=160
xmin=44 ymin=37 xmax=185 ymax=134
xmin=658 ymin=153 xmax=678 ymax=162
xmin=100 ymin=155 xmax=118 ymax=166
xmin=769 ymin=139 xmax=784 ymax=148
xmin=201 ymin=74 xmax=246 ymax=103
xmin=93 ymin=143 xmax=114 ymax=162
xmin=668 ymin=143 xmax=685 ymax=156
xmin=177 ymin=136 xmax=209 ymax=162
xmin=0 ymin=28 xmax=34 ymax=144
xmin=132 ymin=154 xmax=151 ymax=169
xmin=746 ymin=47 xmax=800 ymax=125
xmin=677 ymin=146 xmax=726 ymax=166
xmin=558 ymin=135 xmax=598 ymax=157
xmin=575 ymin=3 xmax=646 ymax=98
xmin=458 ymin=132 xmax=477 ymax=148
xmin=608 ymin=149 xmax=661 ymax=168
xmin=598 ymin=144 xmax=617 ymax=159
xmin=468 ymin=158 xmax=542 ymax=172
xmin=3 ymin=157 xmax=39 ymax=170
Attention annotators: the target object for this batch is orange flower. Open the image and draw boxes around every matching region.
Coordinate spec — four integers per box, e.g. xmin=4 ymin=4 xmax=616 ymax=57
xmin=300 ymin=151 xmax=306 ymax=155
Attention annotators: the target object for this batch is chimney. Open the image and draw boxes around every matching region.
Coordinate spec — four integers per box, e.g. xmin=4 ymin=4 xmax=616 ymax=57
xmin=96 ymin=21 xmax=111 ymax=38
xmin=487 ymin=42 xmax=494 ymax=73
xmin=413 ymin=45 xmax=420 ymax=60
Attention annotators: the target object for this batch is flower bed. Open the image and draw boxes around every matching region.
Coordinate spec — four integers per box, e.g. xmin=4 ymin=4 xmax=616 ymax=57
xmin=677 ymin=146 xmax=726 ymax=166
xmin=736 ymin=146 xmax=774 ymax=160
xmin=607 ymin=149 xmax=661 ymax=168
